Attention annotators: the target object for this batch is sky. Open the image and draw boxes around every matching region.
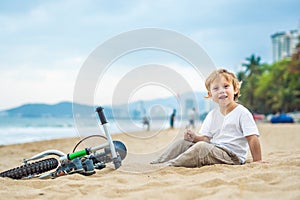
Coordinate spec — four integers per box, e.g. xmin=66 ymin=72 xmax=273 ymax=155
xmin=0 ymin=0 xmax=299 ymax=110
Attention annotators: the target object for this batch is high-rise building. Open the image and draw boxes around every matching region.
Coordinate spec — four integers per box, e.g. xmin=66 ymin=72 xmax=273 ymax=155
xmin=271 ymin=29 xmax=299 ymax=62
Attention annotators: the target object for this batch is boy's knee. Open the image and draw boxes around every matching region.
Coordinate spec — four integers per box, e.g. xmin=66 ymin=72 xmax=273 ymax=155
xmin=193 ymin=141 xmax=210 ymax=148
xmin=176 ymin=138 xmax=192 ymax=145
xmin=191 ymin=141 xmax=214 ymax=153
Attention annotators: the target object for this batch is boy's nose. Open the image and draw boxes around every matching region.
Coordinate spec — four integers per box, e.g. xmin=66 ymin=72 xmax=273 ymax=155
xmin=218 ymin=87 xmax=225 ymax=94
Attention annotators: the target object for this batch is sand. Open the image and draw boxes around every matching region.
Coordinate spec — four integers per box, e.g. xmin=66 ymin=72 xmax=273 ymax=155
xmin=0 ymin=123 xmax=299 ymax=200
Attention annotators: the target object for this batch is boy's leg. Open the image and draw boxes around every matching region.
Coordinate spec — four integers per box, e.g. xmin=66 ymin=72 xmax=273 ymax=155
xmin=151 ymin=138 xmax=193 ymax=164
xmin=167 ymin=141 xmax=240 ymax=167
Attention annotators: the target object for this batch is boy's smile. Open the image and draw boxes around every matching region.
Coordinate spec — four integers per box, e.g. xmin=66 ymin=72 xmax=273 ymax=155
xmin=209 ymin=76 xmax=238 ymax=114
xmin=218 ymin=94 xmax=228 ymax=100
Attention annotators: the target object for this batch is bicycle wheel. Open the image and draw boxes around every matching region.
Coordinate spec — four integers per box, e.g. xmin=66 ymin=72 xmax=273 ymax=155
xmin=0 ymin=158 xmax=58 ymax=179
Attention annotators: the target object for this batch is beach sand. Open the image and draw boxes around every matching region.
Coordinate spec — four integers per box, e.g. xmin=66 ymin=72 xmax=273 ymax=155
xmin=0 ymin=123 xmax=299 ymax=200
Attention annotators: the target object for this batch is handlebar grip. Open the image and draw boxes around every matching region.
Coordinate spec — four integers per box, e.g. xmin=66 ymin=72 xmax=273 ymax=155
xmin=96 ymin=106 xmax=108 ymax=125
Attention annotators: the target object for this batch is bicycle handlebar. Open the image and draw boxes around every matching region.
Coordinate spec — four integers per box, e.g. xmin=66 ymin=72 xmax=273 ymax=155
xmin=96 ymin=106 xmax=108 ymax=125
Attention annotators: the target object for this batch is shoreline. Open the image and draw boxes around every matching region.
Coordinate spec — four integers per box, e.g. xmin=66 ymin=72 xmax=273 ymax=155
xmin=0 ymin=118 xmax=177 ymax=146
xmin=0 ymin=122 xmax=298 ymax=147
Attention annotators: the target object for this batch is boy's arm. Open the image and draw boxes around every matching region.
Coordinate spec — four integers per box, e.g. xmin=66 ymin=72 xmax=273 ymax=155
xmin=193 ymin=134 xmax=211 ymax=143
xmin=246 ymin=135 xmax=262 ymax=162
xmin=184 ymin=129 xmax=211 ymax=143
xmin=184 ymin=129 xmax=210 ymax=143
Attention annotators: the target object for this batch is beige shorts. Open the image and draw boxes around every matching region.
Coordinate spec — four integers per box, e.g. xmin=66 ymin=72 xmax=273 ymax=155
xmin=151 ymin=139 xmax=241 ymax=167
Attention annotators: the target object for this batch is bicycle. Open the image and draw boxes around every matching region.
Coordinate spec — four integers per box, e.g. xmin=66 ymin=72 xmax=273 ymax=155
xmin=0 ymin=106 xmax=127 ymax=179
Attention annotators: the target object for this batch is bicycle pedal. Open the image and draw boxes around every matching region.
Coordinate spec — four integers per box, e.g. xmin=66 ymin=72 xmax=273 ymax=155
xmin=95 ymin=163 xmax=106 ymax=170
xmin=80 ymin=170 xmax=96 ymax=176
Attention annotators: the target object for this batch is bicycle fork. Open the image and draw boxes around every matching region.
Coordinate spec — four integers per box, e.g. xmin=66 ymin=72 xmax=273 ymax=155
xmin=96 ymin=106 xmax=122 ymax=169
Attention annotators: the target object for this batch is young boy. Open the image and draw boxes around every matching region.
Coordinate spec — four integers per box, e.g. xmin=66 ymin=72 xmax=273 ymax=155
xmin=151 ymin=69 xmax=262 ymax=167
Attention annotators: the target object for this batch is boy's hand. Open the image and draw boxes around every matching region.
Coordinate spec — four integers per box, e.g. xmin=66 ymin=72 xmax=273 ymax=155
xmin=184 ymin=129 xmax=196 ymax=142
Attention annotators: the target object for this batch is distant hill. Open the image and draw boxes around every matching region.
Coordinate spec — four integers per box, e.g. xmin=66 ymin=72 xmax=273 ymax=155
xmin=0 ymin=92 xmax=211 ymax=119
xmin=1 ymin=102 xmax=93 ymax=118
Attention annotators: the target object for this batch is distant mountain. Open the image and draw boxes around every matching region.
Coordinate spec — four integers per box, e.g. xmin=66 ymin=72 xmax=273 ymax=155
xmin=0 ymin=92 xmax=212 ymax=119
xmin=1 ymin=102 xmax=93 ymax=118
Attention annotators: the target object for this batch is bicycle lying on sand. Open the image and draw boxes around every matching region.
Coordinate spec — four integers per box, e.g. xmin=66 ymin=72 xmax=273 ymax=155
xmin=0 ymin=107 xmax=127 ymax=179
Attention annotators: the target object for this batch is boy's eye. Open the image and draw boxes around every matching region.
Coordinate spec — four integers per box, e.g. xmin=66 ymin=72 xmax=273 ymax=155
xmin=225 ymin=85 xmax=230 ymax=88
xmin=212 ymin=87 xmax=218 ymax=91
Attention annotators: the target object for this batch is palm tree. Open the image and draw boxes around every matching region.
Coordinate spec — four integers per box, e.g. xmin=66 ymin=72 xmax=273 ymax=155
xmin=236 ymin=71 xmax=246 ymax=81
xmin=239 ymin=54 xmax=262 ymax=111
xmin=242 ymin=54 xmax=261 ymax=76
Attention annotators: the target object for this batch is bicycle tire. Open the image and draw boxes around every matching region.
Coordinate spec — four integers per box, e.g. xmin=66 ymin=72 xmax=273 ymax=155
xmin=0 ymin=158 xmax=58 ymax=179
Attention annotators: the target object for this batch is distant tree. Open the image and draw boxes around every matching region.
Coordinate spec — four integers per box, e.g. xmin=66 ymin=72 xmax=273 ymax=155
xmin=268 ymin=60 xmax=293 ymax=112
xmin=242 ymin=54 xmax=261 ymax=76
xmin=288 ymin=35 xmax=300 ymax=111
xmin=238 ymin=46 xmax=300 ymax=114
xmin=253 ymin=64 xmax=272 ymax=113
xmin=253 ymin=59 xmax=298 ymax=113
xmin=238 ymin=54 xmax=263 ymax=111
xmin=236 ymin=71 xmax=246 ymax=82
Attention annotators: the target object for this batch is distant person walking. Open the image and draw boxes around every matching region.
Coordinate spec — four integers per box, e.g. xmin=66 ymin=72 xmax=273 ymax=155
xmin=170 ymin=109 xmax=176 ymax=129
xmin=188 ymin=107 xmax=196 ymax=128
xmin=142 ymin=115 xmax=150 ymax=131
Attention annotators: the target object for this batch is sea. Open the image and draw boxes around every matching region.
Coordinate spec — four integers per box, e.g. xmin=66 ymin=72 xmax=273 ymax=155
xmin=0 ymin=116 xmax=177 ymax=145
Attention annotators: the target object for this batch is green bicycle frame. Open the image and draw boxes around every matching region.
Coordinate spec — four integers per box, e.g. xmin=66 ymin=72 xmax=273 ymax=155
xmin=59 ymin=142 xmax=110 ymax=162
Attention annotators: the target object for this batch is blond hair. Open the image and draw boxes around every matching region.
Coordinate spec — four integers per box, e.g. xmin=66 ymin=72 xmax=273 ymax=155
xmin=205 ymin=68 xmax=241 ymax=101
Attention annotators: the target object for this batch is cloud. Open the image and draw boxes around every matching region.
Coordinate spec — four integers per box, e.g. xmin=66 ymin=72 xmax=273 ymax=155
xmin=0 ymin=66 xmax=79 ymax=109
xmin=93 ymin=62 xmax=206 ymax=106
xmin=0 ymin=0 xmax=299 ymax=109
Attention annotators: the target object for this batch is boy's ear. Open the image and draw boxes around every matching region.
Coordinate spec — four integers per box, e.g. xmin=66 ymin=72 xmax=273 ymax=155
xmin=207 ymin=91 xmax=212 ymax=97
xmin=234 ymin=87 xmax=239 ymax=95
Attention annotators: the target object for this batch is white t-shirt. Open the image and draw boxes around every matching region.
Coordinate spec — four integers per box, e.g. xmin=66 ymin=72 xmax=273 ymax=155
xmin=200 ymin=104 xmax=259 ymax=163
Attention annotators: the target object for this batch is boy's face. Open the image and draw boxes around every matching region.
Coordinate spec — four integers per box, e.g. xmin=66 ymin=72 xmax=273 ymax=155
xmin=208 ymin=76 xmax=238 ymax=106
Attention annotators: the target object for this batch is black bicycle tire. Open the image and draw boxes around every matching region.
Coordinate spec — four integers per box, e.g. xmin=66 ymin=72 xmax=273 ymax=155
xmin=0 ymin=158 xmax=58 ymax=179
